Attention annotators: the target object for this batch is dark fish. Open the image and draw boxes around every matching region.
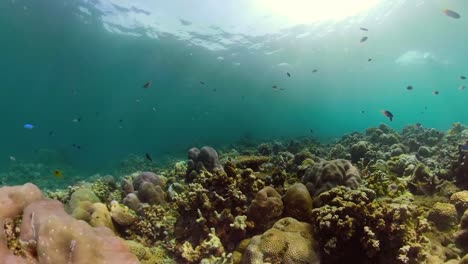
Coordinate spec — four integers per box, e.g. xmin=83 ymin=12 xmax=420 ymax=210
xmin=461 ymin=75 xmax=466 ymax=80
xmin=200 ymin=81 xmax=205 ymax=85
xmin=433 ymin=90 xmax=439 ymax=95
xmin=406 ymin=85 xmax=413 ymax=90
xmin=361 ymin=110 xmax=366 ymax=114
xmin=272 ymin=85 xmax=278 ymax=89
xmin=368 ymin=58 xmax=372 ymax=62
xmin=143 ymin=81 xmax=151 ymax=88
xmin=145 ymin=153 xmax=152 ymax=162
xmin=212 ymin=88 xmax=217 ymax=92
xmin=415 ymin=123 xmax=422 ymax=128
xmin=119 ymin=119 xmax=123 ymax=123
xmin=360 ymin=36 xmax=368 ymax=43
xmin=424 ymin=106 xmax=428 ymax=110
xmin=286 ymin=72 xmax=291 ymax=77
xmin=72 ymin=144 xmax=81 ymax=150
xmin=312 ymin=69 xmax=318 ymax=73
xmin=443 ymin=9 xmax=461 ymax=19
xmin=381 ymin=110 xmax=394 ymax=121
xmin=279 ymin=88 xmax=285 ymax=91
xmin=49 ymin=130 xmax=54 ymax=136
xmin=310 ymin=129 xmax=314 ymax=134
xmin=360 ymin=27 xmax=369 ymax=31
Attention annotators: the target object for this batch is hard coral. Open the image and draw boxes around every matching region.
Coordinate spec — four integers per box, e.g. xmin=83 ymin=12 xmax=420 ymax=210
xmin=310 ymin=186 xmax=427 ymax=264
xmin=302 ymin=159 xmax=362 ymax=199
xmin=282 ymin=183 xmax=313 ymax=221
xmin=247 ymin=186 xmax=283 ymax=232
xmin=242 ymin=217 xmax=319 ymax=264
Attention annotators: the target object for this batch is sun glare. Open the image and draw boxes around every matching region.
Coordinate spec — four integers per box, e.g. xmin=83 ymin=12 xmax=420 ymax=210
xmin=257 ymin=0 xmax=380 ymax=23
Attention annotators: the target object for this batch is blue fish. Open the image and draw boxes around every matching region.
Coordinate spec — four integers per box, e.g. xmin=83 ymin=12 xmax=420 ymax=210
xmin=461 ymin=144 xmax=468 ymax=152
xmin=23 ymin=124 xmax=34 ymax=129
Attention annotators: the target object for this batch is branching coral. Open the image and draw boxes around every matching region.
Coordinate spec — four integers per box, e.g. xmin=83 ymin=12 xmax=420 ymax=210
xmin=310 ymin=186 xmax=427 ymax=264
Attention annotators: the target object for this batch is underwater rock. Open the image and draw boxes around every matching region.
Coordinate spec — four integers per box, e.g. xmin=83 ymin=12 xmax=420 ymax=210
xmin=282 ymin=183 xmax=313 ymax=221
xmin=427 ymin=202 xmax=458 ymax=230
xmin=242 ymin=217 xmax=319 ymax=264
xmin=417 ymin=146 xmax=432 ymax=158
xmin=247 ymin=186 xmax=283 ymax=232
xmin=451 ymin=191 xmax=468 ymax=215
xmin=257 ymin=143 xmax=272 ymax=156
xmin=389 ymin=143 xmax=409 ymax=157
xmin=123 ymin=193 xmax=141 ymax=211
xmin=302 ymin=159 xmax=362 ymax=198
xmin=68 ymin=187 xmax=100 ymax=213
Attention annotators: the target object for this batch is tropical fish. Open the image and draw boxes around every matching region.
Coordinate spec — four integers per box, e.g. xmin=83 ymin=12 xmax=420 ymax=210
xmin=461 ymin=144 xmax=468 ymax=152
xmin=23 ymin=124 xmax=34 ymax=129
xmin=72 ymin=117 xmax=81 ymax=123
xmin=381 ymin=110 xmax=394 ymax=121
xmin=145 ymin=153 xmax=153 ymax=162
xmin=368 ymin=58 xmax=372 ymax=62
xmin=443 ymin=9 xmax=461 ymax=19
xmin=143 ymin=81 xmax=151 ymax=88
xmin=53 ymin=169 xmax=62 ymax=178
xmin=360 ymin=27 xmax=369 ymax=31
xmin=433 ymin=90 xmax=439 ymax=95
xmin=406 ymin=85 xmax=413 ymax=91
xmin=461 ymin=76 xmax=466 ymax=80
xmin=286 ymin=72 xmax=291 ymax=77
xmin=360 ymin=36 xmax=368 ymax=43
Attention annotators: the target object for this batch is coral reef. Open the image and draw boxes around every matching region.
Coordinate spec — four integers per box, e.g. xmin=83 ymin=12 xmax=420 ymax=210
xmin=310 ymin=186 xmax=427 ymax=264
xmin=282 ymin=183 xmax=313 ymax=221
xmin=246 ymin=186 xmax=283 ymax=232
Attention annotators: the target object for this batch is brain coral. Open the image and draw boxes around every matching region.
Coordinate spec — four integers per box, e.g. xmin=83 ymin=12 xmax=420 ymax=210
xmin=301 ymin=159 xmax=362 ymax=198
xmin=242 ymin=217 xmax=319 ymax=264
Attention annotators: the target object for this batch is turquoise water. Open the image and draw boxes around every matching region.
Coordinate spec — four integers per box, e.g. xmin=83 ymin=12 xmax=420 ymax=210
xmin=0 ymin=0 xmax=467 ymax=184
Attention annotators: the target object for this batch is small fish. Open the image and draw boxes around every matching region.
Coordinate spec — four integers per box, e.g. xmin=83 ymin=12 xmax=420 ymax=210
xmin=415 ymin=123 xmax=422 ymax=128
xmin=459 ymin=85 xmax=466 ymax=90
xmin=361 ymin=110 xmax=366 ymax=114
xmin=368 ymin=58 xmax=372 ymax=62
xmin=200 ymin=81 xmax=205 ymax=85
xmin=424 ymin=106 xmax=428 ymax=110
xmin=360 ymin=36 xmax=368 ymax=43
xmin=381 ymin=110 xmax=394 ymax=122
xmin=153 ymin=107 xmax=157 ymax=112
xmin=72 ymin=144 xmax=81 ymax=150
xmin=136 ymin=99 xmax=141 ymax=103
xmin=312 ymin=69 xmax=318 ymax=73
xmin=23 ymin=124 xmax=34 ymax=129
xmin=286 ymin=72 xmax=291 ymax=77
xmin=212 ymin=88 xmax=217 ymax=92
xmin=406 ymin=85 xmax=413 ymax=91
xmin=49 ymin=130 xmax=54 ymax=136
xmin=72 ymin=117 xmax=81 ymax=123
xmin=360 ymin=27 xmax=369 ymax=31
xmin=143 ymin=81 xmax=151 ymax=88
xmin=9 ymin=156 xmax=16 ymax=161
xmin=272 ymin=85 xmax=278 ymax=89
xmin=443 ymin=9 xmax=461 ymax=19
xmin=461 ymin=144 xmax=468 ymax=152
xmin=53 ymin=169 xmax=62 ymax=178
xmin=279 ymin=88 xmax=285 ymax=91
xmin=145 ymin=153 xmax=152 ymax=162
xmin=119 ymin=119 xmax=123 ymax=123
xmin=461 ymin=76 xmax=466 ymax=80
xmin=241 ymin=95 xmax=245 ymax=100
xmin=433 ymin=90 xmax=439 ymax=95
xmin=310 ymin=129 xmax=314 ymax=134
